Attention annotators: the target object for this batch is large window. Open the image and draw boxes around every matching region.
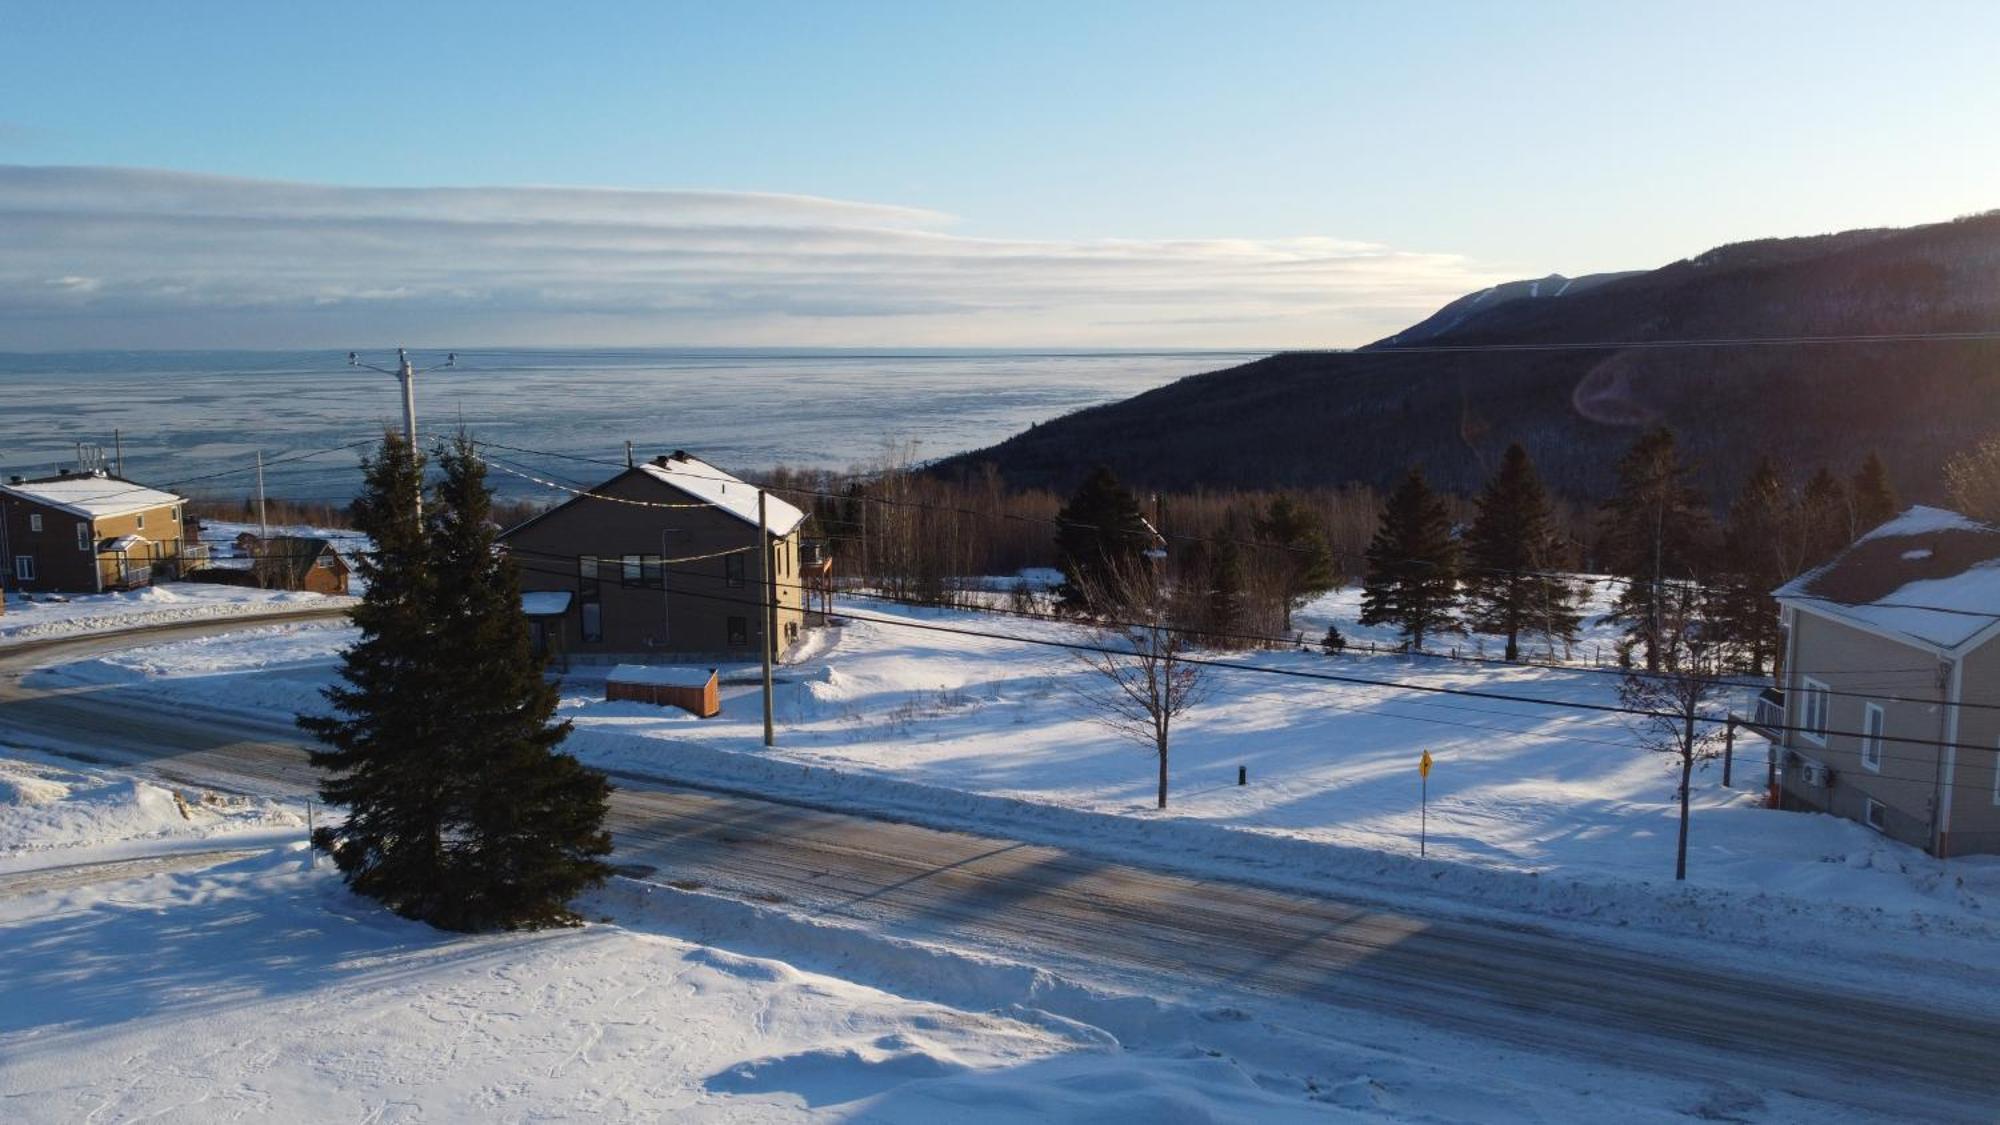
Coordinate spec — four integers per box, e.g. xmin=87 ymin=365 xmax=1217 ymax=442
xmin=580 ymin=600 xmax=603 ymax=643
xmin=28 ymin=513 xmax=41 ymax=532
xmin=13 ymin=556 xmax=34 ymax=581
xmin=1799 ymin=678 xmax=1830 ymax=745
xmin=727 ymin=616 xmax=749 ymax=647
xmin=1859 ymin=703 xmax=1885 ymax=772
xmin=725 ymin=553 xmax=745 ymax=588
xmin=76 ymin=523 xmax=90 ymax=551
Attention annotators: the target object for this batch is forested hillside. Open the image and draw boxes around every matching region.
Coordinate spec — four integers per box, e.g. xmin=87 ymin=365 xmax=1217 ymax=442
xmin=937 ymin=212 xmax=2000 ymax=504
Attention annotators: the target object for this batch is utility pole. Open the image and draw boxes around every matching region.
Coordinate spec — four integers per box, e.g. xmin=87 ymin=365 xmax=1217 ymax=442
xmin=758 ymin=489 xmax=775 ymax=748
xmin=113 ymin=430 xmax=123 ymax=477
xmin=255 ymin=450 xmax=268 ymax=541
xmin=349 ymin=348 xmax=454 ymax=518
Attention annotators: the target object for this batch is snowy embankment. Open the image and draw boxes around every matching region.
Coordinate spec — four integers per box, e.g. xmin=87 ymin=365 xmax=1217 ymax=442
xmin=30 ymin=589 xmax=2000 ymax=980
xmin=0 ymin=759 xmax=1745 ymax=1123
xmin=0 ymin=752 xmax=302 ymax=866
xmin=0 ymin=583 xmax=352 ymax=645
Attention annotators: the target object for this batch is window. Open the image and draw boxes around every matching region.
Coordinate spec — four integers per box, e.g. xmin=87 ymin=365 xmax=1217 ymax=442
xmin=135 ymin=513 xmax=144 ymax=530
xmin=13 ymin=556 xmax=33 ymax=582
xmin=621 ymin=554 xmax=663 ymax=588
xmin=1992 ymin=740 xmax=2000 ymax=808
xmin=1864 ymin=798 xmax=1887 ymax=833
xmin=171 ymin=508 xmax=180 ymax=523
xmin=725 ymin=553 xmax=746 ymax=588
xmin=76 ymin=523 xmax=90 ymax=551
xmin=1799 ymin=678 xmax=1830 ymax=745
xmin=727 ymin=616 xmax=749 ymax=647
xmin=28 ymin=513 xmax=41 ymax=532
xmin=580 ymin=600 xmax=603 ymax=643
xmin=578 ymin=556 xmax=601 ymax=595
xmin=1859 ymin=703 xmax=1884 ymax=773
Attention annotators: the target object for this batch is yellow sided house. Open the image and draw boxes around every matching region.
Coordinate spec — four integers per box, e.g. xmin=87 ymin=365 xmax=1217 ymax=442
xmin=0 ymin=471 xmax=191 ymax=593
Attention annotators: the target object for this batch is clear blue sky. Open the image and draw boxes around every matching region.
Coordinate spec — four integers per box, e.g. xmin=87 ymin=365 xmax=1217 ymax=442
xmin=2 ymin=1 xmax=1996 ymax=348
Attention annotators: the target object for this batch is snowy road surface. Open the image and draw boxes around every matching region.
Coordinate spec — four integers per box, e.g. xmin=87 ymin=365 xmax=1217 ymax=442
xmin=4 ymin=621 xmax=1999 ymax=1121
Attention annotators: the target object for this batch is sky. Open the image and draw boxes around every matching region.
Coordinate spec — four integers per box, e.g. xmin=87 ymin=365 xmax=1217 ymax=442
xmin=2 ymin=0 xmax=1997 ymax=350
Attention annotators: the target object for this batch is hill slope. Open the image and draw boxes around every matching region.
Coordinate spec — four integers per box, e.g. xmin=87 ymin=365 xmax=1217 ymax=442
xmin=937 ymin=213 xmax=2000 ymax=502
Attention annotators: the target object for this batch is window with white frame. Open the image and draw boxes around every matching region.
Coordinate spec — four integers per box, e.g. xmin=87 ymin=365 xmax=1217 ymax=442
xmin=76 ymin=523 xmax=90 ymax=551
xmin=13 ymin=556 xmax=34 ymax=581
xmin=28 ymin=513 xmax=41 ymax=532
xmin=1864 ymin=798 xmax=1887 ymax=833
xmin=1799 ymin=678 xmax=1830 ymax=744
xmin=135 ymin=513 xmax=144 ymax=530
xmin=1859 ymin=703 xmax=1885 ymax=772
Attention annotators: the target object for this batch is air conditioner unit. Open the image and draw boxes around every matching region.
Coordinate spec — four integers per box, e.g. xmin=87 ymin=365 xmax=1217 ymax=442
xmin=1798 ymin=762 xmax=1831 ymax=788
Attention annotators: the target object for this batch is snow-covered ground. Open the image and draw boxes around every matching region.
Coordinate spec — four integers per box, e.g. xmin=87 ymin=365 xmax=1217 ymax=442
xmin=34 ymin=586 xmax=2000 ymax=979
xmin=1 ymin=752 xmax=1784 ymax=1122
xmin=0 ymin=752 xmax=303 ymax=867
xmin=0 ymin=583 xmax=352 ymax=645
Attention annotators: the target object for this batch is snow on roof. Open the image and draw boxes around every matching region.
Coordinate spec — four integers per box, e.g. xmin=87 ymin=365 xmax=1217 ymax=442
xmin=1776 ymin=505 xmax=2000 ymax=653
xmin=101 ymin=534 xmax=147 ymax=552
xmin=638 ymin=452 xmax=806 ymax=537
xmin=0 ymin=473 xmax=183 ymax=520
xmin=607 ymin=663 xmax=717 ymax=688
xmin=521 ymin=590 xmax=573 ymax=616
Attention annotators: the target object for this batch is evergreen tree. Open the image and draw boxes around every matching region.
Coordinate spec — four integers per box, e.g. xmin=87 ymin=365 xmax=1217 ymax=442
xmin=1251 ymin=493 xmax=1338 ymax=632
xmin=1359 ymin=468 xmax=1460 ymax=652
xmin=1462 ymin=444 xmax=1579 ymax=661
xmin=1850 ymin=452 xmax=1898 ymax=533
xmin=299 ymin=432 xmax=456 ymax=920
xmin=1204 ymin=538 xmax=1249 ymax=645
xmin=1599 ymin=428 xmax=1710 ymax=672
xmin=423 ymin=436 xmax=611 ymax=930
xmin=1714 ymin=457 xmax=1792 ymax=674
xmin=1053 ymin=465 xmax=1154 ymax=613
xmin=1799 ymin=467 xmax=1851 ymax=566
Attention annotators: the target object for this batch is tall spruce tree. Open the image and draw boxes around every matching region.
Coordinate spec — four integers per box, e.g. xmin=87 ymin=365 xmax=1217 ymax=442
xmin=1251 ymin=494 xmax=1338 ymax=633
xmin=1053 ymin=465 xmax=1154 ymax=613
xmin=1359 ymin=468 xmax=1460 ymax=652
xmin=1599 ymin=427 xmax=1710 ymax=672
xmin=1463 ymin=444 xmax=1579 ymax=661
xmin=1204 ymin=537 xmax=1249 ymax=646
xmin=299 ymin=432 xmax=456 ymax=920
xmin=1850 ymin=452 xmax=1898 ymax=533
xmin=424 ymin=436 xmax=611 ymax=930
xmin=1715 ymin=457 xmax=1792 ymax=674
xmin=1799 ymin=467 xmax=1851 ymax=566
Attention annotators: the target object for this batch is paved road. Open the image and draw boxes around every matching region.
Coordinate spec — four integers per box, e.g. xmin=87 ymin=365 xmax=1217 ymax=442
xmin=4 ymin=616 xmax=1998 ymax=1120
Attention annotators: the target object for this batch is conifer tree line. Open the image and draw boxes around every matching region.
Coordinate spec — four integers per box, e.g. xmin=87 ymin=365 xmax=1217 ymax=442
xmin=301 ymin=430 xmax=612 ymax=932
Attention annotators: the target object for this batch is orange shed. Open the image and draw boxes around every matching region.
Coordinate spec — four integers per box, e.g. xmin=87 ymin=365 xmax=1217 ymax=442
xmin=606 ymin=664 xmax=721 ymax=718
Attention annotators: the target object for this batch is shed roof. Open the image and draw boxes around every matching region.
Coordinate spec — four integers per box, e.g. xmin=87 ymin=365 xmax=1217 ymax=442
xmin=607 ymin=663 xmax=717 ymax=688
xmin=1775 ymin=506 xmax=2000 ymax=654
xmin=0 ymin=473 xmax=182 ymax=520
xmin=253 ymin=535 xmax=341 ymax=586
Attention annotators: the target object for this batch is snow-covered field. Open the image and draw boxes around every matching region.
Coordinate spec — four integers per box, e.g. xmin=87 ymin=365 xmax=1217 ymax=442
xmin=34 ymin=585 xmax=2000 ymax=976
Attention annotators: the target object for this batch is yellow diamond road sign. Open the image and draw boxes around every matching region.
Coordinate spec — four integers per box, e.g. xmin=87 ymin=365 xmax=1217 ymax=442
xmin=1419 ymin=750 xmax=1433 ymax=779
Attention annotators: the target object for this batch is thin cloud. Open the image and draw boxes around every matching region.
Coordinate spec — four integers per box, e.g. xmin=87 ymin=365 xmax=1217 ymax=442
xmin=0 ymin=165 xmax=1514 ymax=349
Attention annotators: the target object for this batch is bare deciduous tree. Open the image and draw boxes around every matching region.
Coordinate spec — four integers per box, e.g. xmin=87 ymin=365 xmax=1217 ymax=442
xmin=1067 ymin=562 xmax=1208 ymax=809
xmin=1618 ymin=584 xmax=1729 ymax=881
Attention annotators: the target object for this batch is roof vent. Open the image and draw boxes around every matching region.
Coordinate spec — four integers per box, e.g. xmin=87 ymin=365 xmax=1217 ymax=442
xmin=671 ymin=450 xmax=689 ymax=461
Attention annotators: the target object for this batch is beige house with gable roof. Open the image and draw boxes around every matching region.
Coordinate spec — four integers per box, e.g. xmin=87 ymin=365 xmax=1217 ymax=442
xmin=0 ymin=471 xmax=190 ymax=593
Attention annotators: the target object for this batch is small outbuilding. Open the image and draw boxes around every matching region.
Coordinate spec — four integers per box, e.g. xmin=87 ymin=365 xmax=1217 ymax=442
xmin=250 ymin=535 xmax=351 ymax=595
xmin=606 ymin=664 xmax=721 ymax=718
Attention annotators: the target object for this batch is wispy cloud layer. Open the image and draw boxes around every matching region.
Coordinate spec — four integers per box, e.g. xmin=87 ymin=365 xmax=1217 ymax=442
xmin=0 ymin=165 xmax=1511 ymax=349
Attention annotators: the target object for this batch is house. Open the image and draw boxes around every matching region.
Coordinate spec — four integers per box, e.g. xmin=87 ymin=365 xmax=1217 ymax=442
xmin=250 ymin=535 xmax=351 ymax=595
xmin=0 ymin=471 xmax=190 ymax=593
xmin=1767 ymin=506 xmax=2000 ymax=855
xmin=498 ymin=451 xmax=808 ymax=662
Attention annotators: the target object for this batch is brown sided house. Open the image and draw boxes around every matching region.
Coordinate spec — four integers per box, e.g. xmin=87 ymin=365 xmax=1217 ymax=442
xmin=251 ymin=535 xmax=351 ymax=595
xmin=1766 ymin=506 xmax=2000 ymax=856
xmin=498 ymin=451 xmax=808 ymax=663
xmin=0 ymin=471 xmax=190 ymax=593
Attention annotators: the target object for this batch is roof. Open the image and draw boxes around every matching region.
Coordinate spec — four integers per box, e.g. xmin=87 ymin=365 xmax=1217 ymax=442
xmin=0 ymin=473 xmax=182 ymax=520
xmin=100 ymin=534 xmax=147 ymax=552
xmin=607 ymin=663 xmax=717 ymax=688
xmin=521 ymin=590 xmax=573 ymax=616
xmin=638 ymin=452 xmax=807 ymax=537
xmin=1775 ymin=505 xmax=2000 ymax=654
xmin=253 ymin=535 xmax=342 ymax=585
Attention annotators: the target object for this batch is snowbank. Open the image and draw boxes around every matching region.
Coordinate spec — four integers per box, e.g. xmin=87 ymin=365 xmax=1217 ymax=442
xmin=0 ymin=582 xmax=353 ymax=645
xmin=0 ymin=752 xmax=302 ymax=861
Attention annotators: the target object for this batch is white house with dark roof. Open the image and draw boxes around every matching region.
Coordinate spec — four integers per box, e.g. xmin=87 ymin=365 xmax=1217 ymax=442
xmin=0 ymin=471 xmax=190 ymax=593
xmin=1768 ymin=506 xmax=2000 ymax=854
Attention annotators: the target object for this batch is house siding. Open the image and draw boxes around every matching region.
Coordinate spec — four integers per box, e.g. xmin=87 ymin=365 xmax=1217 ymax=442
xmin=1778 ymin=610 xmax=1950 ymax=852
xmin=1946 ymin=635 xmax=2000 ymax=855
xmin=500 ymin=468 xmax=804 ymax=663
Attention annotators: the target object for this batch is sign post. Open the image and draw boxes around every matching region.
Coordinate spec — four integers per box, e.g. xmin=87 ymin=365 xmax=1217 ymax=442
xmin=1418 ymin=750 xmax=1433 ymax=858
